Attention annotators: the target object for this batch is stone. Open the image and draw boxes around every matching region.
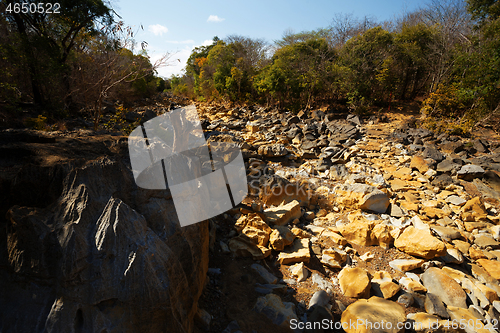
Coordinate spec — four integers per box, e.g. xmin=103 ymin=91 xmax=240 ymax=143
xmin=446 ymin=195 xmax=467 ymax=206
xmin=341 ymin=297 xmax=406 ymax=333
xmin=338 ymin=218 xmax=375 ymax=247
xmin=290 ymin=262 xmax=309 ymax=282
xmin=431 ymin=226 xmax=462 ymax=241
xmin=457 ymin=165 xmax=485 ymax=181
xmin=476 ymin=259 xmax=500 ymax=280
xmin=359 ymin=190 xmax=390 ymax=213
xmin=371 ymin=223 xmax=394 ymax=249
xmin=371 ymin=272 xmax=401 ymax=299
xmin=394 ymin=227 xmax=447 ymax=259
xmin=269 ymin=226 xmax=295 ymax=251
xmin=441 ymin=247 xmax=464 ymax=264
xmin=423 ymin=146 xmax=444 ymax=162
xmin=253 ymin=294 xmax=298 ymax=328
xmin=338 ymin=267 xmax=371 ymax=298
xmin=251 ymin=263 xmax=278 ymax=284
xmin=389 ymin=204 xmax=404 ymax=217
xmin=397 ymin=293 xmax=414 ymax=307
xmin=446 ymin=306 xmax=491 ymax=333
xmin=410 ymin=155 xmax=431 ymax=173
xmin=229 ymin=234 xmax=272 ymax=260
xmin=452 ymin=240 xmax=471 ymax=255
xmin=308 ymin=290 xmax=331 ymax=310
xmin=474 ymin=235 xmax=500 ymax=249
xmin=399 ymin=277 xmax=427 ymax=293
xmin=389 ymin=259 xmax=424 ymax=272
xmin=421 ymin=267 xmax=467 ymax=308
xmin=406 ymin=313 xmax=445 ymax=332
xmin=257 ymin=144 xmax=288 ymax=157
xmin=263 ymin=200 xmax=302 ymax=226
xmin=277 ymin=238 xmax=310 ymax=265
xmin=462 ymin=197 xmax=488 ymax=222
xmin=432 ymin=174 xmax=454 ymax=189
xmin=321 ymin=248 xmax=347 ymax=269
xmin=425 ymin=293 xmax=450 ymax=318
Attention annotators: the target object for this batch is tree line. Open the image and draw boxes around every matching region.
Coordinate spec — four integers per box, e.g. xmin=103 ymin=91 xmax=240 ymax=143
xmin=0 ymin=0 xmax=168 ymax=129
xmin=171 ymin=0 xmax=499 ymax=132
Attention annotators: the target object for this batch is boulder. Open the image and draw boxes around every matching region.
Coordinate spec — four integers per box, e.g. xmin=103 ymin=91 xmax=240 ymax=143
xmin=338 ymin=267 xmax=371 ymax=298
xmin=335 ymin=184 xmax=389 ymax=213
xmin=277 ymin=238 xmax=310 ymax=265
xmin=457 ymin=164 xmax=485 ymax=181
xmin=253 ymin=294 xmax=298 ymax=328
xmin=394 ymin=227 xmax=447 ymax=259
xmin=421 ymin=267 xmax=467 ymax=308
xmin=341 ymin=297 xmax=406 ymax=333
xmin=269 ymin=226 xmax=295 ymax=251
xmin=263 ymin=200 xmax=302 ymax=226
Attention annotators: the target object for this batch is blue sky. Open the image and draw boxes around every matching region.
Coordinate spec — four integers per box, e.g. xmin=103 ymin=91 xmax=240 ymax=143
xmin=114 ymin=0 xmax=430 ymax=78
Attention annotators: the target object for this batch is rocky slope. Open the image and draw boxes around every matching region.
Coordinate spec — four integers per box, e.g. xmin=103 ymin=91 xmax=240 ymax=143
xmin=0 ymin=129 xmax=209 ymax=332
xmin=194 ymin=103 xmax=500 ymax=333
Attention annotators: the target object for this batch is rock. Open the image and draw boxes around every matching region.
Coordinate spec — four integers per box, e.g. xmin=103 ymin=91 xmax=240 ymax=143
xmin=308 ymin=290 xmax=330 ymax=309
xmin=360 ymin=190 xmax=390 ymax=213
xmin=474 ymin=235 xmax=500 ymax=249
xmin=1 ymin=156 xmax=210 ymax=333
xmin=423 ymin=146 xmax=444 ymax=162
xmin=397 ymin=293 xmax=414 ymax=307
xmin=446 ymin=195 xmax=467 ymax=206
xmin=421 ymin=267 xmax=467 ymax=308
xmin=269 ymin=226 xmax=295 ymax=251
xmin=371 ymin=271 xmax=400 ymax=299
xmin=338 ymin=218 xmax=375 ymax=247
xmin=277 ymin=238 xmax=310 ymax=265
xmin=425 ymin=293 xmax=450 ymax=318
xmin=406 ymin=313 xmax=445 ymax=332
xmin=341 ymin=297 xmax=406 ymax=333
xmin=394 ymin=227 xmax=447 ymax=259
xmin=461 ymin=197 xmax=488 ymax=222
xmin=399 ymin=277 xmax=427 ymax=293
xmin=290 ymin=262 xmax=309 ymax=282
xmin=410 ymin=155 xmax=431 ymax=174
xmin=457 ymin=165 xmax=485 ymax=181
xmin=311 ymin=273 xmax=334 ymax=290
xmin=263 ymin=200 xmax=302 ymax=226
xmin=437 ymin=159 xmax=461 ymax=173
xmin=255 ymin=283 xmax=287 ymax=295
xmin=335 ymin=183 xmax=389 ymax=213
xmin=229 ymin=234 xmax=271 ymax=260
xmin=257 ymin=144 xmax=288 ymax=157
xmin=476 ymin=259 xmax=500 ymax=280
xmin=251 ymin=264 xmax=278 ymax=284
xmin=338 ymin=267 xmax=371 ymax=298
xmin=447 ymin=306 xmax=491 ymax=333
xmin=431 ymin=226 xmax=462 ymax=241
xmin=389 ymin=259 xmax=424 ymax=272
xmin=432 ymin=174 xmax=454 ymax=189
xmin=321 ymin=248 xmax=347 ymax=269
xmin=389 ymin=204 xmax=404 ymax=217
xmin=253 ymin=294 xmax=298 ymax=328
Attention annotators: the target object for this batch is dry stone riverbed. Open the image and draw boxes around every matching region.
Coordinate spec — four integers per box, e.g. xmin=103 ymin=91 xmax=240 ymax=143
xmin=193 ymin=103 xmax=500 ymax=333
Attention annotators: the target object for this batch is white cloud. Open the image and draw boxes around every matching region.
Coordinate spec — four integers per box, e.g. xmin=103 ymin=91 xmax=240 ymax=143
xmin=148 ymin=24 xmax=168 ymax=36
xmin=202 ymin=39 xmax=214 ymax=46
xmin=165 ymin=40 xmax=195 ymax=44
xmin=207 ymin=15 xmax=225 ymax=23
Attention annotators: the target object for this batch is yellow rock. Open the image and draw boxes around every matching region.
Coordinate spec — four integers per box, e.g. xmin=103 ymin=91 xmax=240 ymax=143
xmin=263 ymin=200 xmax=302 ymax=226
xmin=269 ymin=226 xmax=295 ymax=251
xmin=394 ymin=226 xmax=447 ymax=259
xmin=338 ymin=267 xmax=371 ymax=298
xmin=277 ymin=238 xmax=310 ymax=265
xmin=477 ymin=259 xmax=500 ymax=280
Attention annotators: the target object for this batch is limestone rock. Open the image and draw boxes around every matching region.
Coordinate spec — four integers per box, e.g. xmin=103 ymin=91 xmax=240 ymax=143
xmin=389 ymin=259 xmax=424 ymax=272
xmin=457 ymin=164 xmax=485 ymax=181
xmin=335 ymin=183 xmax=389 ymax=213
xmin=290 ymin=262 xmax=309 ymax=282
xmin=338 ymin=267 xmax=371 ymax=298
xmin=410 ymin=155 xmax=431 ymax=174
xmin=263 ymin=200 xmax=302 ymax=226
xmin=371 ymin=271 xmax=400 ymax=299
xmin=341 ymin=297 xmax=405 ymax=333
xmin=257 ymin=144 xmax=288 ymax=157
xmin=338 ymin=218 xmax=376 ymax=247
xmin=277 ymin=238 xmax=310 ymax=265
xmin=421 ymin=267 xmax=467 ymax=308
xmin=399 ymin=277 xmax=427 ymax=293
xmin=251 ymin=264 xmax=278 ymax=284
xmin=476 ymin=259 xmax=500 ymax=280
xmin=394 ymin=227 xmax=447 ymax=259
xmin=321 ymin=248 xmax=347 ymax=269
xmin=359 ymin=190 xmax=390 ymax=213
xmin=229 ymin=234 xmax=271 ymax=260
xmin=447 ymin=306 xmax=491 ymax=333
xmin=269 ymin=226 xmax=295 ymax=251
xmin=253 ymin=294 xmax=298 ymax=328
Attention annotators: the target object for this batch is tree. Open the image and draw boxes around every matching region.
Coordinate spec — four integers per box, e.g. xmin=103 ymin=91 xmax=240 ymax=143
xmin=3 ymin=0 xmax=114 ymax=106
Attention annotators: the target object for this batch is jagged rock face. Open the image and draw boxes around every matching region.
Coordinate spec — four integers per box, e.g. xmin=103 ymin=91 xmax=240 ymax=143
xmin=0 ymin=132 xmax=209 ymax=333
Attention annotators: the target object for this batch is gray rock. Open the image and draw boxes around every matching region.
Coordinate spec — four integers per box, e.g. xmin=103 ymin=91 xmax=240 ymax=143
xmin=397 ymin=293 xmax=414 ymax=307
xmin=457 ymin=164 xmax=485 ymax=181
xmin=251 ymin=264 xmax=278 ymax=284
xmin=360 ymin=190 xmax=390 ymax=214
xmin=389 ymin=203 xmax=404 ymax=217
xmin=253 ymin=294 xmax=298 ymax=328
xmin=423 ymin=146 xmax=444 ymax=162
xmin=431 ymin=174 xmax=454 ymax=189
xmin=431 ymin=226 xmax=462 ymax=241
xmin=425 ymin=293 xmax=450 ymax=318
xmin=421 ymin=267 xmax=467 ymax=309
xmin=255 ymin=283 xmax=287 ymax=295
xmin=308 ymin=290 xmax=330 ymax=309
xmin=446 ymin=195 xmax=467 ymax=206
xmin=474 ymin=235 xmax=500 ymax=249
